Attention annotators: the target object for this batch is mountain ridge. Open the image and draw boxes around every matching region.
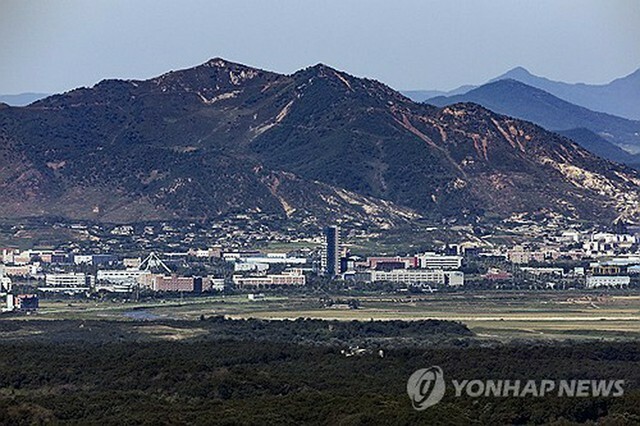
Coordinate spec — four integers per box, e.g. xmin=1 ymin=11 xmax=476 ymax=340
xmin=1 ymin=58 xmax=639 ymax=226
xmin=556 ymin=128 xmax=640 ymax=168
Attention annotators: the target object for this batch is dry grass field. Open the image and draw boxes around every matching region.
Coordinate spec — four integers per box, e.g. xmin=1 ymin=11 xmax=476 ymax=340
xmin=16 ymin=291 xmax=640 ymax=341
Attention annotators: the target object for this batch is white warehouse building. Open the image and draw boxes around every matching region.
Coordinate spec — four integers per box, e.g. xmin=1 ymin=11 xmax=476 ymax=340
xmin=370 ymin=269 xmax=463 ymax=286
xmin=235 ymin=253 xmax=307 ymax=265
xmin=417 ymin=252 xmax=463 ymax=270
xmin=45 ymin=272 xmax=93 ymax=287
xmin=585 ymin=276 xmax=630 ymax=288
xmin=97 ymin=269 xmax=151 ymax=285
xmin=42 ymin=273 xmax=93 ymax=293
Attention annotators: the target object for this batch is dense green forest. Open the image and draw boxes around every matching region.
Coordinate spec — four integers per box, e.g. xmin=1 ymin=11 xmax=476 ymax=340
xmin=0 ymin=319 xmax=637 ymax=424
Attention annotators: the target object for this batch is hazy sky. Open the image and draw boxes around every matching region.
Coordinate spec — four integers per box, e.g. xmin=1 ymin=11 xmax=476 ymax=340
xmin=1 ymin=0 xmax=638 ymax=94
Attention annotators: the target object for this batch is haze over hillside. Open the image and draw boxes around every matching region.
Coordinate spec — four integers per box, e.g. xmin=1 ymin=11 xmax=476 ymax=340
xmin=0 ymin=93 xmax=49 ymax=107
xmin=1 ymin=59 xmax=639 ymax=225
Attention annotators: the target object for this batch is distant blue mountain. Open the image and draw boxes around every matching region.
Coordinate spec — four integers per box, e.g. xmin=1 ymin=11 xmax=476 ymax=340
xmin=0 ymin=92 xmax=49 ymax=106
xmin=405 ymin=66 xmax=640 ymax=120
xmin=426 ymin=79 xmax=640 ymax=165
xmin=490 ymin=67 xmax=640 ymax=120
